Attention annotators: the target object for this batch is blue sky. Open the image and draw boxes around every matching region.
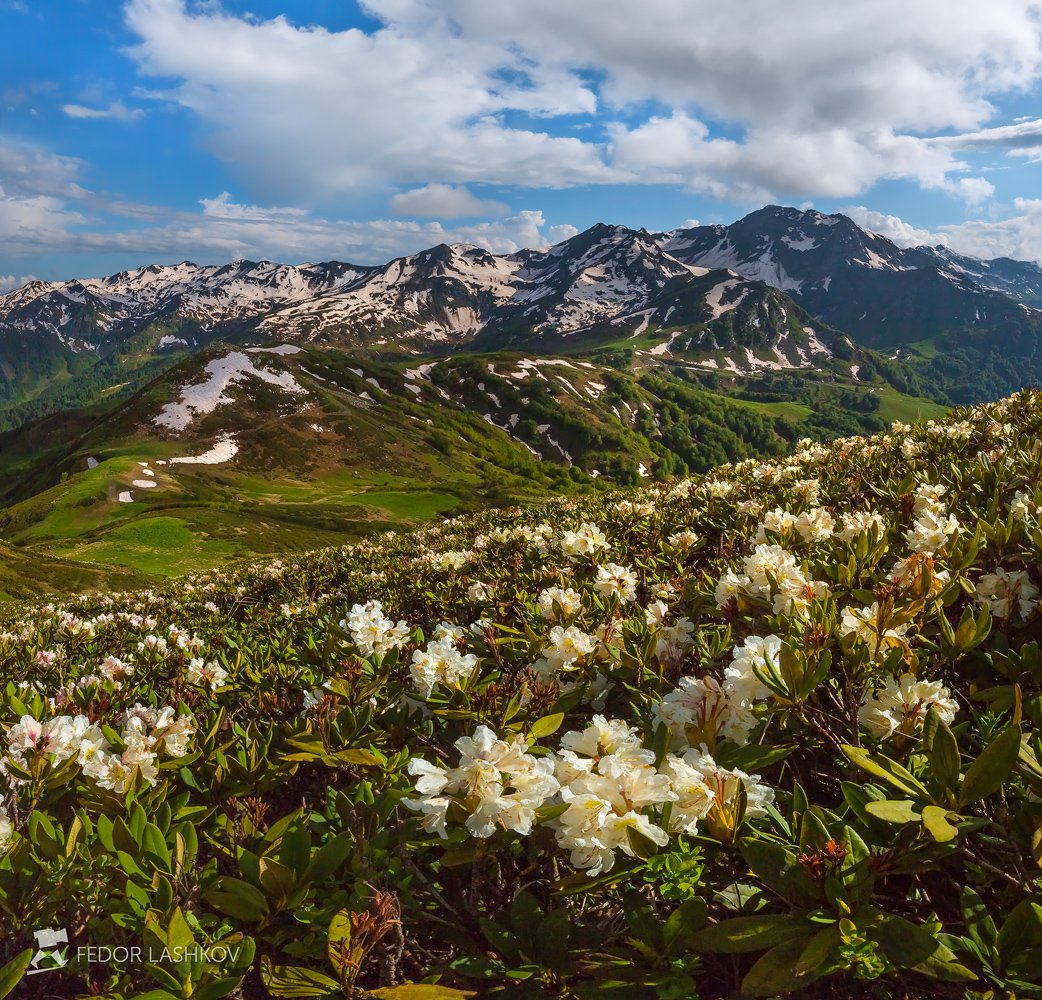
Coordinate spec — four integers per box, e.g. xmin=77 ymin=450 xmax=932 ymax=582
xmin=4 ymin=0 xmax=1042 ymax=286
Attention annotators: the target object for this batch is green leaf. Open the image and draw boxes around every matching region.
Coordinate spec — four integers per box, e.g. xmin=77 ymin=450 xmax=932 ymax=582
xmin=739 ymin=839 xmax=821 ymax=908
xmin=662 ymin=898 xmax=709 ymax=957
xmin=996 ymin=900 xmax=1042 ymax=969
xmin=960 ymin=887 xmax=997 ymax=956
xmin=367 ymin=986 xmax=477 ymax=999
xmin=924 ymin=709 xmax=961 ymax=792
xmin=167 ymin=906 xmax=196 ymax=954
xmin=204 ymin=877 xmax=270 ymax=923
xmin=529 ymin=712 xmax=565 ymax=740
xmin=625 ymin=826 xmax=661 ymax=860
xmin=920 ymin=805 xmax=959 ymax=843
xmin=872 ymin=916 xmax=975 ymax=981
xmin=740 ymin=936 xmax=817 ymax=996
xmin=261 ymin=958 xmax=341 ymax=998
xmin=841 ymin=744 xmax=931 ymax=799
xmin=0 ymin=949 xmax=31 ymax=1000
xmin=328 ymin=909 xmax=353 ymax=975
xmin=958 ymin=725 xmax=1022 ymax=808
xmin=331 ymin=748 xmax=383 ymax=767
xmin=534 ymin=907 xmax=573 ymax=970
xmin=863 ymin=799 xmax=921 ymax=824
xmin=794 ymin=925 xmax=840 ymax=978
xmin=691 ymin=914 xmax=810 ymax=954
xmin=303 ymin=832 xmax=353 ymax=884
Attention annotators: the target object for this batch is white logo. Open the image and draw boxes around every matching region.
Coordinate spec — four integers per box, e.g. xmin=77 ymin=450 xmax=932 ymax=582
xmin=27 ymin=928 xmax=69 ymax=976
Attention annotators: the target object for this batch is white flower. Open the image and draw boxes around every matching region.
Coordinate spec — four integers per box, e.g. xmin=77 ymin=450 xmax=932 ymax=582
xmin=1011 ymin=491 xmax=1041 ymax=525
xmin=99 ymin=655 xmax=134 ymax=682
xmin=668 ymin=530 xmax=699 ymax=551
xmin=858 ymin=673 xmax=957 ymax=739
xmin=976 ymin=568 xmax=1039 ymax=620
xmin=837 ymin=510 xmax=887 ymax=542
xmin=645 ymin=600 xmax=669 ymax=627
xmin=659 ymin=754 xmax=716 ymax=834
xmin=537 ymin=587 xmax=582 ymax=621
xmin=653 ymin=618 xmax=695 ymax=666
xmin=652 ymin=676 xmax=757 ymax=749
xmin=0 ymin=809 xmax=14 ymax=854
xmin=559 ymin=523 xmax=610 ymax=560
xmin=341 ymin=600 xmax=410 ymax=657
xmin=913 ymin=483 xmax=947 ymax=515
xmin=467 ymin=581 xmax=492 ymax=602
xmin=536 ymin=625 xmax=597 ymax=676
xmin=682 ymin=747 xmax=775 ymax=820
xmin=904 ymin=507 xmax=961 ymax=554
xmin=794 ymin=508 xmax=835 ymax=544
xmin=839 ymin=603 xmax=910 ymax=657
xmin=404 ymin=726 xmax=559 ymax=840
xmin=186 ymin=658 xmax=228 ymax=691
xmin=754 ymin=509 xmax=798 ymax=543
xmin=724 ymin=635 xmax=781 ymax=704
xmin=409 ymin=636 xmax=478 ymax=699
xmin=593 ymin=563 xmax=638 ymax=603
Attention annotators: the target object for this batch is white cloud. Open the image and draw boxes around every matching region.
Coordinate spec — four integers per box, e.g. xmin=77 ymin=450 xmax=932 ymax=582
xmin=61 ymin=100 xmax=146 ymax=122
xmin=845 ymin=201 xmax=1042 ymax=263
xmin=0 ymin=137 xmax=575 ymax=266
xmin=389 ymin=183 xmax=509 ymax=218
xmin=122 ymin=0 xmax=610 ymax=198
xmin=0 ymin=273 xmax=36 ymax=293
xmin=842 ymin=207 xmax=945 ymax=247
xmin=119 ymin=0 xmax=1042 ymax=204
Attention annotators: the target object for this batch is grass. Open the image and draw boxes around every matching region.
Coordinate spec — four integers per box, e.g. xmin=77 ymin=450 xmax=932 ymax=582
xmin=872 ymin=387 xmax=950 ymax=423
xmin=723 ymin=397 xmax=815 ymax=422
xmin=55 ymin=515 xmax=245 ymax=577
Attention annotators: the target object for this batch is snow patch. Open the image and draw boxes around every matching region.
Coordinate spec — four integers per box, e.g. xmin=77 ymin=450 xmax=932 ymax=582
xmin=247 ymin=344 xmax=301 ymax=356
xmin=169 ymin=432 xmax=239 ymax=465
xmin=155 ymin=352 xmax=306 ymax=432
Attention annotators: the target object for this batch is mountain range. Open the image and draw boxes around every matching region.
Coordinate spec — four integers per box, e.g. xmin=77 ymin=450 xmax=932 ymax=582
xmin=1 ymin=205 xmax=1039 ymax=596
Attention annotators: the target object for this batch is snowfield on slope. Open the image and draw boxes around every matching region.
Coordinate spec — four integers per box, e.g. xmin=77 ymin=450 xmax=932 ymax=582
xmin=155 ymin=353 xmax=306 ymax=432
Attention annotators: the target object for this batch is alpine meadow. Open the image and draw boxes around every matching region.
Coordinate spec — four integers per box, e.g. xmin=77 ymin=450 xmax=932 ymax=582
xmin=4 ymin=3 xmax=1042 ymax=999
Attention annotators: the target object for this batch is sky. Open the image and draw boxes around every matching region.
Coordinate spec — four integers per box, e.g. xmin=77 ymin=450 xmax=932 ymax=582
xmin=4 ymin=0 xmax=1042 ymax=288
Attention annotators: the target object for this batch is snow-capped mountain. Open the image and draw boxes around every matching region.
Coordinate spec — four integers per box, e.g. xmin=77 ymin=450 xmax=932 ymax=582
xmin=0 ymin=223 xmax=846 ymax=423
xmin=5 ymin=206 xmax=1042 ymax=426
xmin=0 ymin=225 xmax=763 ymax=350
xmin=660 ymin=206 xmax=1042 ymax=348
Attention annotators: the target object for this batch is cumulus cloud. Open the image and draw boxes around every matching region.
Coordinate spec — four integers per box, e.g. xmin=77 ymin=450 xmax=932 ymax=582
xmin=61 ymin=100 xmax=146 ymax=122
xmin=120 ymin=0 xmax=1042 ymax=203
xmin=389 ymin=183 xmax=509 ymax=218
xmin=845 ymin=201 xmax=1042 ymax=263
xmin=0 ymin=273 xmax=36 ymax=293
xmin=0 ymin=136 xmax=575 ymax=266
xmin=842 ymin=207 xmax=945 ymax=247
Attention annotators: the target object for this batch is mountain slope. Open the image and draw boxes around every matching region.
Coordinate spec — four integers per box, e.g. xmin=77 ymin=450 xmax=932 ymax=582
xmin=0 ymin=328 xmax=949 ymax=588
xmin=660 ymin=205 xmax=1042 ymax=355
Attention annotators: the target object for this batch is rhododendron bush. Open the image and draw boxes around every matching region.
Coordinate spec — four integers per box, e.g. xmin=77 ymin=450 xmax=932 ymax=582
xmin=1 ymin=393 xmax=1042 ymax=998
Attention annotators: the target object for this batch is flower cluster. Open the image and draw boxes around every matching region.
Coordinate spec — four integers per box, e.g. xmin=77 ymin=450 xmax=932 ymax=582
xmin=341 ymin=600 xmax=410 ymax=657
xmin=4 ymin=706 xmax=193 ymax=794
xmin=405 ymin=718 xmax=774 ymax=875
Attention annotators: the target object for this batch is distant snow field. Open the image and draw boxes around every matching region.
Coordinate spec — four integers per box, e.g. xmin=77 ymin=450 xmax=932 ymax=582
xmin=155 ymin=352 xmax=306 ymax=431
xmin=169 ymin=432 xmax=239 ymax=465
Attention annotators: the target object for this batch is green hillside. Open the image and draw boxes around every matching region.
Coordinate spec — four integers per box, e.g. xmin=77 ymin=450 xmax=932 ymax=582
xmin=0 ymin=343 xmax=952 ymax=593
xmin=0 ymin=391 xmax=1040 ymax=998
